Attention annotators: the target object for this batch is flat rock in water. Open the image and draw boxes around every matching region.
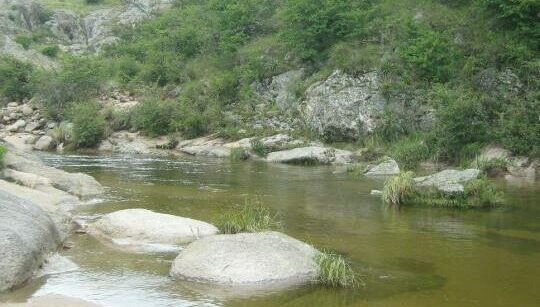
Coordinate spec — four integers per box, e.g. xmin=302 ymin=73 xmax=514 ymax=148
xmin=266 ymin=146 xmax=352 ymax=165
xmin=365 ymin=159 xmax=400 ymax=176
xmin=88 ymin=209 xmax=218 ymax=253
xmin=170 ymin=231 xmax=319 ymax=286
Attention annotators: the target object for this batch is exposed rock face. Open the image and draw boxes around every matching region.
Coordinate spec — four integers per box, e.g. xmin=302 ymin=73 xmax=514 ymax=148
xmin=266 ymin=146 xmax=354 ymax=165
xmin=475 ymin=68 xmax=522 ymax=100
xmin=0 ymin=191 xmax=61 ymax=291
xmin=170 ymin=232 xmax=319 ymax=286
xmin=414 ymin=169 xmax=481 ymax=194
xmin=252 ymin=70 xmax=304 ymax=112
xmin=365 ymin=159 xmax=400 ymax=176
xmin=88 ymin=209 xmax=218 ymax=253
xmin=301 ymin=70 xmax=385 ymax=141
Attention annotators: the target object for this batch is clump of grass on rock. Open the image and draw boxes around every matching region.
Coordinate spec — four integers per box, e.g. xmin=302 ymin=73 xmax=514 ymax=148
xmin=382 ymin=171 xmax=415 ymax=206
xmin=230 ymin=147 xmax=250 ymax=161
xmin=316 ymin=249 xmax=360 ymax=288
xmin=217 ymin=202 xmax=279 ymax=234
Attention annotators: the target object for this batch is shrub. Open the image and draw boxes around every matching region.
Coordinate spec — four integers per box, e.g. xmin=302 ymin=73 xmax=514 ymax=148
xmin=131 ymin=98 xmax=176 ymax=137
xmin=497 ymin=98 xmax=540 ymax=155
xmin=173 ymin=105 xmax=208 ymax=139
xmin=464 ymin=177 xmax=504 ymax=208
xmin=477 ymin=158 xmax=507 ymax=177
xmin=14 ymin=35 xmax=32 ymax=50
xmin=40 ymin=45 xmax=61 ymax=58
xmin=382 ymin=171 xmax=415 ymax=206
xmin=49 ymin=122 xmax=73 ymax=146
xmin=0 ymin=145 xmax=6 ymax=167
xmin=217 ymin=201 xmax=279 ymax=234
xmin=250 ymin=139 xmax=269 ymax=157
xmin=329 ymin=42 xmax=379 ymax=75
xmin=430 ymin=86 xmax=489 ymax=162
xmin=0 ymin=57 xmax=34 ymax=101
xmin=390 ymin=136 xmax=431 ymax=171
xmin=230 ymin=147 xmax=250 ymax=161
xmin=316 ymin=249 xmax=359 ymax=288
xmin=69 ymin=103 xmax=106 ymax=148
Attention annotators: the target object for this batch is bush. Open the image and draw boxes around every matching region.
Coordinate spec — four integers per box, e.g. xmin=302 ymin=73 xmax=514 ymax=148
xmin=230 ymin=147 xmax=250 ymax=161
xmin=316 ymin=249 xmax=359 ymax=288
xmin=390 ymin=136 xmax=431 ymax=171
xmin=217 ymin=201 xmax=279 ymax=234
xmin=49 ymin=122 xmax=74 ymax=146
xmin=172 ymin=105 xmax=208 ymax=139
xmin=250 ymin=139 xmax=269 ymax=157
xmin=0 ymin=57 xmax=34 ymax=101
xmin=69 ymin=103 xmax=106 ymax=148
xmin=40 ymin=45 xmax=61 ymax=58
xmin=131 ymin=98 xmax=177 ymax=136
xmin=34 ymin=57 xmax=105 ymax=119
xmin=0 ymin=145 xmax=6 ymax=167
xmin=382 ymin=171 xmax=415 ymax=206
xmin=329 ymin=42 xmax=379 ymax=75
xmin=464 ymin=177 xmax=504 ymax=208
xmin=430 ymin=86 xmax=489 ymax=162
xmin=497 ymin=98 xmax=540 ymax=155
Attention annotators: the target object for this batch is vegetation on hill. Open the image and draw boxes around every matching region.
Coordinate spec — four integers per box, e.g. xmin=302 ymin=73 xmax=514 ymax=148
xmin=0 ymin=0 xmax=538 ymax=159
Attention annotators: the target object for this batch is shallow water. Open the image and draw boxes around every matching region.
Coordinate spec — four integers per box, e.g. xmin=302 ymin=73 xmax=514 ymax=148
xmin=1 ymin=153 xmax=540 ymax=307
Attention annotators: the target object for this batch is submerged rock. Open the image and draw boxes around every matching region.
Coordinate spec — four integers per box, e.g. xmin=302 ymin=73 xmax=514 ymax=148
xmin=170 ymin=232 xmax=319 ymax=286
xmin=414 ymin=169 xmax=481 ymax=194
xmin=0 ymin=191 xmax=61 ymax=291
xmin=88 ymin=209 xmax=218 ymax=253
xmin=365 ymin=159 xmax=400 ymax=176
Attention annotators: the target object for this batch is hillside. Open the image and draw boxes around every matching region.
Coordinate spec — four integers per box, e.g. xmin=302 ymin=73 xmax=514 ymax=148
xmin=0 ymin=0 xmax=538 ymax=169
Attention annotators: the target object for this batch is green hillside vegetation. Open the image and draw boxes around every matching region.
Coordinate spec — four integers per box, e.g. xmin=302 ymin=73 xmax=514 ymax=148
xmin=0 ymin=0 xmax=538 ymax=160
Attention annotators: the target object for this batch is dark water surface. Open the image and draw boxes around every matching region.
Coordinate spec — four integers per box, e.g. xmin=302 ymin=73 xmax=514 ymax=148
xmin=2 ymin=153 xmax=539 ymax=307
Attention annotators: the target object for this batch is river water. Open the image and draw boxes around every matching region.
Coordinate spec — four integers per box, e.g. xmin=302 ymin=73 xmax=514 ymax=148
xmin=1 ymin=153 xmax=539 ymax=307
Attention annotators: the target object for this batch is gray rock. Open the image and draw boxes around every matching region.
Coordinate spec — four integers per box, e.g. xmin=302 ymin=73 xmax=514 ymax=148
xmin=0 ymin=191 xmax=61 ymax=291
xmin=252 ymin=70 xmax=304 ymax=112
xmin=414 ymin=169 xmax=481 ymax=193
xmin=21 ymin=105 xmax=33 ymax=116
xmin=24 ymin=121 xmax=42 ymax=133
xmin=301 ymin=70 xmax=385 ymax=140
xmin=170 ymin=232 xmax=319 ymax=286
xmin=33 ymin=135 xmax=55 ymax=151
xmin=7 ymin=102 xmax=19 ymax=108
xmin=180 ymin=145 xmax=231 ymax=158
xmin=4 ymin=148 xmax=103 ymax=198
xmin=266 ymin=146 xmax=335 ymax=165
xmin=88 ymin=209 xmax=218 ymax=253
xmin=370 ymin=189 xmax=382 ymax=196
xmin=506 ymin=157 xmax=536 ymax=181
xmin=365 ymin=159 xmax=400 ymax=176
xmin=7 ymin=119 xmax=26 ymax=132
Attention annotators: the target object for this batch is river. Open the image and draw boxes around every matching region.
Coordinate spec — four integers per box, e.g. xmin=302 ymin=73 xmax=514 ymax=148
xmin=1 ymin=153 xmax=539 ymax=306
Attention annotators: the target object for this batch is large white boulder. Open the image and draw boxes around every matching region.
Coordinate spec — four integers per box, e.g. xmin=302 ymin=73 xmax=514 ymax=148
xmin=170 ymin=232 xmax=319 ymax=286
xmin=414 ymin=169 xmax=481 ymax=194
xmin=88 ymin=209 xmax=218 ymax=253
xmin=266 ymin=146 xmax=354 ymax=165
xmin=0 ymin=191 xmax=61 ymax=291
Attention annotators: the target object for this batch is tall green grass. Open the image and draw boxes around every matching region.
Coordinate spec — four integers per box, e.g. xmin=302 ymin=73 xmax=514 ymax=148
xmin=217 ymin=202 xmax=279 ymax=234
xmin=316 ymin=249 xmax=359 ymax=288
xmin=382 ymin=171 xmax=415 ymax=206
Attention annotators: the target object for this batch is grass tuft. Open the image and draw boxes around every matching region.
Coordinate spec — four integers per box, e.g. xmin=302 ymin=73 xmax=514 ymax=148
xmin=316 ymin=249 xmax=360 ymax=288
xmin=250 ymin=139 xmax=269 ymax=157
xmin=382 ymin=171 xmax=415 ymax=206
xmin=217 ymin=201 xmax=279 ymax=234
xmin=230 ymin=147 xmax=250 ymax=161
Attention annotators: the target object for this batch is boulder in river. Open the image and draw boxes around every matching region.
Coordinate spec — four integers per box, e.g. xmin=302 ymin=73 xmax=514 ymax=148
xmin=365 ymin=158 xmax=400 ymax=176
xmin=88 ymin=209 xmax=218 ymax=253
xmin=266 ymin=146 xmax=353 ymax=165
xmin=414 ymin=169 xmax=481 ymax=194
xmin=170 ymin=231 xmax=319 ymax=286
xmin=0 ymin=191 xmax=61 ymax=291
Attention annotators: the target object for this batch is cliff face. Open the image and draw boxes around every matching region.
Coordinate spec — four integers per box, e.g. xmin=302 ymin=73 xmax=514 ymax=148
xmin=0 ymin=0 xmax=171 ymax=66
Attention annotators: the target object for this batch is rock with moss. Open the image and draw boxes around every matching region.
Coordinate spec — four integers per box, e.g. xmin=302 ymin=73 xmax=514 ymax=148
xmin=170 ymin=231 xmax=319 ymax=286
xmin=301 ymin=70 xmax=385 ymax=141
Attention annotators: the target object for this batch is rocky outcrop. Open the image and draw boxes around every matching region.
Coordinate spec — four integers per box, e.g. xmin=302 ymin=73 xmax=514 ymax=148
xmin=3 ymin=146 xmax=103 ymax=198
xmin=0 ymin=191 xmax=61 ymax=291
xmin=170 ymin=232 xmax=319 ymax=286
xmin=414 ymin=169 xmax=481 ymax=194
xmin=87 ymin=209 xmax=218 ymax=253
xmin=266 ymin=146 xmax=354 ymax=165
xmin=365 ymin=159 xmax=400 ymax=176
xmin=301 ymin=70 xmax=385 ymax=141
xmin=252 ymin=70 xmax=304 ymax=112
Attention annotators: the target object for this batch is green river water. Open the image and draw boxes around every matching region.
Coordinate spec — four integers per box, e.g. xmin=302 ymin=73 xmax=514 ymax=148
xmin=1 ymin=153 xmax=539 ymax=307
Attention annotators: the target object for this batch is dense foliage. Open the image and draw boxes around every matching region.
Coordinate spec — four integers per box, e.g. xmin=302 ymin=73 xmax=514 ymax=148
xmin=0 ymin=0 xmax=538 ymax=159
